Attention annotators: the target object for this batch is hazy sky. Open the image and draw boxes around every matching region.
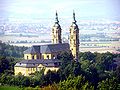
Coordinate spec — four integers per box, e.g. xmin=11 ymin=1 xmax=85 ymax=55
xmin=0 ymin=0 xmax=120 ymax=19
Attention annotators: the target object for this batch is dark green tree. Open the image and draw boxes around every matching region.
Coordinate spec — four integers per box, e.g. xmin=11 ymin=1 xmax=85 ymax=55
xmin=98 ymin=77 xmax=118 ymax=90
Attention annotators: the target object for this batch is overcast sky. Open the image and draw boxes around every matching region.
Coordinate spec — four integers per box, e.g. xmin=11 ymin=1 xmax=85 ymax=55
xmin=0 ymin=0 xmax=120 ymax=19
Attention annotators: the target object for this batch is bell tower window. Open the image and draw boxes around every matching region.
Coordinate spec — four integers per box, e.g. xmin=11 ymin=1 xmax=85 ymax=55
xmin=74 ymin=39 xmax=76 ymax=45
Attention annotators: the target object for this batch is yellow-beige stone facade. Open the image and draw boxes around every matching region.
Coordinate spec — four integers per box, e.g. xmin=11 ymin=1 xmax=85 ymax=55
xmin=14 ymin=11 xmax=79 ymax=76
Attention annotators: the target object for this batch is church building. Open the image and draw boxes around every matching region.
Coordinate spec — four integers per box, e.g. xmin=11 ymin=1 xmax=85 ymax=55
xmin=14 ymin=11 xmax=79 ymax=76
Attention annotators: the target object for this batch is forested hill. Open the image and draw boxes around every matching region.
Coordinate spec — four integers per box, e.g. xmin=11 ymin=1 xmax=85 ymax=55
xmin=0 ymin=41 xmax=28 ymax=58
xmin=0 ymin=41 xmax=120 ymax=89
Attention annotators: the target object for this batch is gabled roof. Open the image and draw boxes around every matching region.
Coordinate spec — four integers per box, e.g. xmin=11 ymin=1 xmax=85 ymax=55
xmin=24 ymin=43 xmax=69 ymax=54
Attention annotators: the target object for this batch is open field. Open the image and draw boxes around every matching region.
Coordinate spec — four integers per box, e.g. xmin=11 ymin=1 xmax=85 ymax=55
xmin=80 ymin=41 xmax=120 ymax=53
xmin=0 ymin=86 xmax=22 ymax=90
xmin=80 ymin=47 xmax=116 ymax=53
xmin=0 ymin=35 xmax=51 ymax=43
xmin=0 ymin=35 xmax=119 ymax=53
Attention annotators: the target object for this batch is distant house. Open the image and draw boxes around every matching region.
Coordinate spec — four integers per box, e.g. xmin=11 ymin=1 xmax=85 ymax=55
xmin=14 ymin=11 xmax=79 ymax=76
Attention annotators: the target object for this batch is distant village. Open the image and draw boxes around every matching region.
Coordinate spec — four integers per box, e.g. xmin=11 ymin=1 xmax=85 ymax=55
xmin=0 ymin=17 xmax=120 ymax=53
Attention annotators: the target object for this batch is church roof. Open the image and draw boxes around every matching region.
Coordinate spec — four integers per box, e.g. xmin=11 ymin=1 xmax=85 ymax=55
xmin=24 ymin=43 xmax=69 ymax=54
xmin=23 ymin=47 xmax=37 ymax=54
xmin=15 ymin=59 xmax=61 ymax=68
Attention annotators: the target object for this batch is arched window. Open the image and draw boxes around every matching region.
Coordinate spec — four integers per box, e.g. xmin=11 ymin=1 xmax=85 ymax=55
xmin=71 ymin=35 xmax=73 ymax=39
xmin=53 ymin=39 xmax=54 ymax=42
xmin=73 ymin=30 xmax=76 ymax=33
xmin=70 ymin=29 xmax=71 ymax=33
xmin=56 ymin=39 xmax=58 ymax=43
xmin=70 ymin=40 xmax=72 ymax=44
xmin=32 ymin=55 xmax=34 ymax=59
xmin=53 ymin=55 xmax=55 ymax=59
xmin=27 ymin=56 xmax=29 ymax=59
xmin=74 ymin=39 xmax=76 ymax=45
xmin=52 ymin=29 xmax=54 ymax=33
xmin=47 ymin=55 xmax=49 ymax=59
xmin=56 ymin=31 xmax=58 ymax=33
xmin=37 ymin=55 xmax=39 ymax=59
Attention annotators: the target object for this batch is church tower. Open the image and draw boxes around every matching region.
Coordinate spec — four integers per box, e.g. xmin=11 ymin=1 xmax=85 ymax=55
xmin=52 ymin=11 xmax=62 ymax=44
xmin=69 ymin=11 xmax=79 ymax=61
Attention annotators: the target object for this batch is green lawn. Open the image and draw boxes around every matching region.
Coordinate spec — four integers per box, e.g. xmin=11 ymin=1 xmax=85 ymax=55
xmin=0 ymin=86 xmax=22 ymax=90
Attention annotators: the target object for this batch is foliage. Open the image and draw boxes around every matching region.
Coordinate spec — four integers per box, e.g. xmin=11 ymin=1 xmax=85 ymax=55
xmin=0 ymin=42 xmax=120 ymax=90
xmin=0 ymin=85 xmax=22 ymax=90
xmin=98 ymin=77 xmax=118 ymax=90
xmin=0 ymin=56 xmax=17 ymax=74
xmin=57 ymin=51 xmax=73 ymax=67
xmin=40 ymin=84 xmax=58 ymax=90
xmin=0 ymin=74 xmax=30 ymax=87
xmin=79 ymin=52 xmax=95 ymax=62
xmin=58 ymin=61 xmax=82 ymax=81
xmin=0 ymin=42 xmax=27 ymax=58
xmin=43 ymin=70 xmax=60 ymax=86
xmin=59 ymin=75 xmax=94 ymax=90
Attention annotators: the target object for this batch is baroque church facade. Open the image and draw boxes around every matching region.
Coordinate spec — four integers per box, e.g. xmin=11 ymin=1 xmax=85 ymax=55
xmin=14 ymin=11 xmax=79 ymax=76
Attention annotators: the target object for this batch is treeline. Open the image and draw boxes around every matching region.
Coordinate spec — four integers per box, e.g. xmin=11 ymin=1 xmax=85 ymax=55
xmin=0 ymin=42 xmax=120 ymax=90
xmin=0 ymin=41 xmax=28 ymax=58
xmin=0 ymin=51 xmax=120 ymax=89
xmin=0 ymin=42 xmax=27 ymax=74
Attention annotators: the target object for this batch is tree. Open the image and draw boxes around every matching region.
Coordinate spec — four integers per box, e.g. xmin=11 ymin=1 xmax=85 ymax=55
xmin=59 ymin=75 xmax=93 ymax=90
xmin=58 ymin=61 xmax=82 ymax=80
xmin=43 ymin=70 xmax=60 ymax=86
xmin=80 ymin=60 xmax=90 ymax=71
xmin=57 ymin=51 xmax=73 ymax=67
xmin=79 ymin=52 xmax=95 ymax=62
xmin=0 ymin=42 xmax=27 ymax=58
xmin=98 ymin=77 xmax=118 ymax=90
xmin=0 ymin=57 xmax=9 ymax=73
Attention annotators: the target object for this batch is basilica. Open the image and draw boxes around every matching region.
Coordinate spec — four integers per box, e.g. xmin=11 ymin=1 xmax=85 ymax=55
xmin=14 ymin=11 xmax=79 ymax=76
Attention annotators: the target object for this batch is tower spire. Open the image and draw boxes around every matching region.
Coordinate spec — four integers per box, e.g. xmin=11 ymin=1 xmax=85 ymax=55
xmin=70 ymin=10 xmax=79 ymax=61
xmin=52 ymin=11 xmax=62 ymax=44
xmin=55 ymin=11 xmax=59 ymax=23
xmin=73 ymin=10 xmax=76 ymax=23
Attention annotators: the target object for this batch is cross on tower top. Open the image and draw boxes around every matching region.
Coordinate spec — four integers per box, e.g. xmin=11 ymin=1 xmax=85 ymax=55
xmin=72 ymin=10 xmax=77 ymax=23
xmin=55 ymin=11 xmax=59 ymax=23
